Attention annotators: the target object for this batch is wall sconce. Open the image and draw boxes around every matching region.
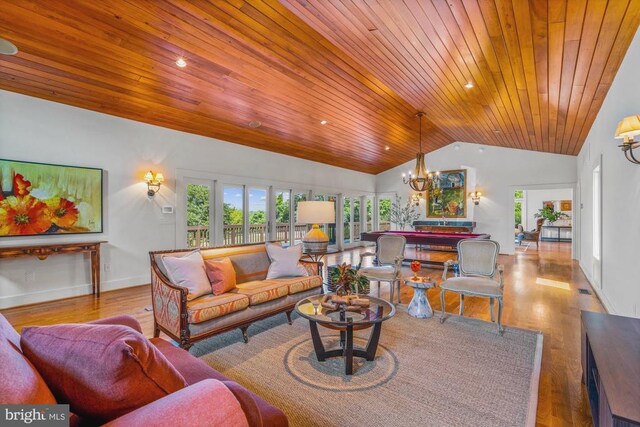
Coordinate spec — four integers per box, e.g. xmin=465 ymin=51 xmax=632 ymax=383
xmin=144 ymin=171 xmax=164 ymax=197
xmin=410 ymin=193 xmax=423 ymax=206
xmin=615 ymin=115 xmax=640 ymax=164
xmin=469 ymin=191 xmax=482 ymax=205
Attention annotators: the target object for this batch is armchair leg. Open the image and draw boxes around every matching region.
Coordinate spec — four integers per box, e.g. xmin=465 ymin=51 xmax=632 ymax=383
xmin=153 ymin=322 xmax=160 ymax=338
xmin=459 ymin=294 xmax=465 ymax=316
xmin=389 ymin=281 xmax=395 ymax=305
xmin=489 ymin=298 xmax=495 ymax=322
xmin=377 ymin=282 xmax=381 ymax=298
xmin=439 ymin=289 xmax=446 ymax=323
xmin=497 ymin=298 xmax=504 ymax=334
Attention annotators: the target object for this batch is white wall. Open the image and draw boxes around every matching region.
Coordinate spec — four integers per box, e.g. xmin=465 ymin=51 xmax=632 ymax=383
xmin=577 ymin=29 xmax=640 ymax=317
xmin=0 ymin=90 xmax=375 ymax=309
xmin=524 ymin=188 xmax=573 ymax=231
xmin=376 ymin=143 xmax=577 ymax=255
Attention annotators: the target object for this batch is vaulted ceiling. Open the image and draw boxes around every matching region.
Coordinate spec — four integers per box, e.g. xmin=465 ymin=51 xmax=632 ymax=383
xmin=0 ymin=1 xmax=638 ymax=174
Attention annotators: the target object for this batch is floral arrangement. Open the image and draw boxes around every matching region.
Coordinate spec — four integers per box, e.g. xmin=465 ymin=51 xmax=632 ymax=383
xmin=0 ymin=173 xmax=82 ymax=236
xmin=534 ymin=206 xmax=569 ymax=224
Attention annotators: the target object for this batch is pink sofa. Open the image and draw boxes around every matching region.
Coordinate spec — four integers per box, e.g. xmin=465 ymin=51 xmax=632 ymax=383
xmin=0 ymin=313 xmax=287 ymax=427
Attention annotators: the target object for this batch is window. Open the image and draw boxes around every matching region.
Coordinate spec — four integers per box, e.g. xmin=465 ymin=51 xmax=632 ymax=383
xmin=248 ymin=187 xmax=267 ymax=243
xmin=365 ymin=197 xmax=373 ymax=232
xmin=293 ymin=192 xmax=308 ymax=244
xmin=379 ymin=197 xmax=391 ymax=231
xmin=514 ymin=190 xmax=524 ymax=228
xmin=186 ymin=183 xmax=211 ymax=247
xmin=343 ymin=197 xmax=351 ymax=244
xmin=352 ymin=198 xmax=361 ymax=241
xmin=223 ymin=186 xmax=244 ymax=245
xmin=274 ymin=190 xmax=291 ymax=242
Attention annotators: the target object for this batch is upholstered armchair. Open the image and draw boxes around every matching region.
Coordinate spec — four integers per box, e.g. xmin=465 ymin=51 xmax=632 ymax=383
xmin=440 ymin=239 xmax=505 ymax=333
xmin=359 ymin=234 xmax=406 ymax=304
xmin=521 ymin=218 xmax=545 ymax=248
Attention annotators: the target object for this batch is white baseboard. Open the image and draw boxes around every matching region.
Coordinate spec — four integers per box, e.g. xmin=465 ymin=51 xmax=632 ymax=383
xmin=578 ymin=261 xmax=616 ymax=314
xmin=0 ymin=274 xmax=149 ymax=310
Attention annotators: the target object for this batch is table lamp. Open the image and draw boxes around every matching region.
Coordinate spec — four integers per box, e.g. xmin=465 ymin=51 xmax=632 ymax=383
xmin=296 ymin=201 xmax=335 ymax=252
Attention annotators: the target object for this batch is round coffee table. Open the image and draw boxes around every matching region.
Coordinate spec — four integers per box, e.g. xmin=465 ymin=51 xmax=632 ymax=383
xmin=295 ymin=294 xmax=395 ymax=375
xmin=404 ymin=276 xmax=437 ymax=318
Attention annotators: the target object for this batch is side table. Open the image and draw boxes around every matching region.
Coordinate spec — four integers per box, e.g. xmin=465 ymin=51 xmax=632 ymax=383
xmin=404 ymin=276 xmax=436 ymax=318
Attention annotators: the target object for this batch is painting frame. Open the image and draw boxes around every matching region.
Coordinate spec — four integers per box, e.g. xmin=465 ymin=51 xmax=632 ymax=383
xmin=426 ymin=169 xmax=467 ymax=218
xmin=0 ymin=158 xmax=103 ymax=238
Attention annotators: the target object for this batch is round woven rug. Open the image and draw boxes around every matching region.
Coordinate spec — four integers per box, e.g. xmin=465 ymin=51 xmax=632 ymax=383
xmin=283 ymin=337 xmax=398 ymax=391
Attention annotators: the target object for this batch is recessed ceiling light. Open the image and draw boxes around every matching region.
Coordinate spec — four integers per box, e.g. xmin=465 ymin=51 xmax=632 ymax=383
xmin=493 ymin=129 xmax=501 ymax=134
xmin=175 ymin=57 xmax=187 ymax=68
xmin=320 ymin=120 xmax=328 ymax=125
xmin=453 ymin=144 xmax=460 ymax=151
xmin=248 ymin=120 xmax=262 ymax=128
xmin=464 ymin=82 xmax=474 ymax=89
xmin=478 ymin=147 xmax=485 ymax=153
xmin=0 ymin=37 xmax=18 ymax=55
xmin=385 ymin=146 xmax=390 ymax=151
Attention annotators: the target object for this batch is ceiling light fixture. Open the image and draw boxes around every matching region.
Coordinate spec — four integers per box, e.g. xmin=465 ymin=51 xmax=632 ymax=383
xmin=464 ymin=82 xmax=474 ymax=89
xmin=385 ymin=146 xmax=390 ymax=151
xmin=0 ymin=37 xmax=18 ymax=55
xmin=453 ymin=144 xmax=460 ymax=151
xmin=248 ymin=120 xmax=262 ymax=128
xmin=402 ymin=112 xmax=439 ymax=192
xmin=175 ymin=57 xmax=187 ymax=68
xmin=478 ymin=147 xmax=485 ymax=153
xmin=614 ymin=115 xmax=640 ymax=164
xmin=320 ymin=120 xmax=328 ymax=125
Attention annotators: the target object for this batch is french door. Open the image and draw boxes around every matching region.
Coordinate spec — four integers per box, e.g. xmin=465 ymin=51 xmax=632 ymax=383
xmin=185 ymin=179 xmax=215 ymax=248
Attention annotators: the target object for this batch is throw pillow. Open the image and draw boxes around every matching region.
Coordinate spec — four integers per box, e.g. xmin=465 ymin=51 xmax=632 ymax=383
xmin=204 ymin=258 xmax=237 ymax=295
xmin=20 ymin=323 xmax=187 ymax=423
xmin=161 ymin=250 xmax=211 ymax=300
xmin=265 ymin=243 xmax=308 ymax=279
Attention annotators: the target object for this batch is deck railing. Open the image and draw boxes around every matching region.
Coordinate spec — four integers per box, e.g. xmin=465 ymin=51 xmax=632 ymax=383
xmin=187 ymin=221 xmax=390 ymax=248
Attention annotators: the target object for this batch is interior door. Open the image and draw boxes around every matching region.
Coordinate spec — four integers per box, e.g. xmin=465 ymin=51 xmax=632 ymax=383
xmin=592 ymin=161 xmax=602 ymax=289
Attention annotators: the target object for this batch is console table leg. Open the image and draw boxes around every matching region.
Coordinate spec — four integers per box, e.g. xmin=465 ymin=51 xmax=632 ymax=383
xmin=91 ymin=248 xmax=100 ymax=297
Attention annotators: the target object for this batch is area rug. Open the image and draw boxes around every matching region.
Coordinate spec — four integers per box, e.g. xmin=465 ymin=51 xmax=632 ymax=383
xmin=193 ymin=310 xmax=543 ymax=427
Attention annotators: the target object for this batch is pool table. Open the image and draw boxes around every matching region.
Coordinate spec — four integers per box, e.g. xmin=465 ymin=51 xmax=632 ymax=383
xmin=360 ymin=230 xmax=491 ymax=268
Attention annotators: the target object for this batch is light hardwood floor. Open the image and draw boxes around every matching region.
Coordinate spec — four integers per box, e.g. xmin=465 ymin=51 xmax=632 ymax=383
xmin=1 ymin=241 xmax=603 ymax=426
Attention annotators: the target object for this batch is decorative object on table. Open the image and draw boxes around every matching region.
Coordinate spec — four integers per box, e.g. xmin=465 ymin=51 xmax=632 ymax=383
xmin=410 ymin=260 xmax=421 ymax=280
xmin=560 ymin=200 xmax=572 ymax=211
xmin=359 ymin=234 xmax=406 ymax=304
xmin=440 ymin=239 xmax=505 ymax=333
xmin=296 ymin=201 xmax=336 ymax=252
xmin=468 ymin=191 xmax=482 ymax=205
xmin=401 ymin=112 xmax=440 ymax=192
xmin=614 ymin=114 xmax=640 ymax=164
xmin=319 ymin=293 xmax=370 ymax=311
xmin=328 ymin=263 xmax=370 ymax=295
xmin=534 ymin=205 xmax=569 ymax=225
xmin=0 ymin=159 xmax=103 ymax=237
xmin=143 ymin=170 xmax=164 ymax=197
xmin=426 ymin=169 xmax=467 ymax=218
xmin=389 ymin=194 xmax=420 ymax=230
xmin=405 ymin=276 xmax=437 ymax=318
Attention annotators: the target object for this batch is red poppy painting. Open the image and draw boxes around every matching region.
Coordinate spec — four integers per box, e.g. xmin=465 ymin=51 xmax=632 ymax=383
xmin=0 ymin=160 xmax=102 ymax=237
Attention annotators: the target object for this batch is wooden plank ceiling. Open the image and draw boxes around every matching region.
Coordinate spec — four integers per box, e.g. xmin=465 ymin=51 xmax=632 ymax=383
xmin=0 ymin=1 xmax=638 ymax=174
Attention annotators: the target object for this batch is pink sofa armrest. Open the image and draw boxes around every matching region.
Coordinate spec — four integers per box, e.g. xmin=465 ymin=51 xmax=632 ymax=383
xmin=103 ymin=379 xmax=250 ymax=427
xmin=88 ymin=315 xmax=143 ymax=333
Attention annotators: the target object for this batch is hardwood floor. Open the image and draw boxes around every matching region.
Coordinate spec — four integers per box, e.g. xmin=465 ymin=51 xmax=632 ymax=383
xmin=1 ymin=241 xmax=602 ymax=426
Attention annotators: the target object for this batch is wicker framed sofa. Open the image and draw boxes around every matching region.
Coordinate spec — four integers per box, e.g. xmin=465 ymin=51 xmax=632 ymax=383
xmin=149 ymin=242 xmax=323 ymax=349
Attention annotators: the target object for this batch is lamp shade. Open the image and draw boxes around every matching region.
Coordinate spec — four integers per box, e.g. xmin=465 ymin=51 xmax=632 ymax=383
xmin=614 ymin=115 xmax=640 ymax=140
xmin=296 ymin=201 xmax=335 ymax=224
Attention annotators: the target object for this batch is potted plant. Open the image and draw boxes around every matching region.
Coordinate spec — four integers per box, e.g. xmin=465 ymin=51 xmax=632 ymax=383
xmin=328 ymin=263 xmax=370 ymax=295
xmin=534 ymin=206 xmax=568 ymax=225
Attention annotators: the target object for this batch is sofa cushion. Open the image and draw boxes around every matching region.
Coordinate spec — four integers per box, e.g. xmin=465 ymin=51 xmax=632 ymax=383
xmin=204 ymin=257 xmax=237 ymax=295
xmin=272 ymin=275 xmax=323 ymax=294
xmin=151 ymin=338 xmax=288 ymax=427
xmin=201 ymin=245 xmax=272 ymax=283
xmin=265 ymin=243 xmax=308 ymax=279
xmin=233 ymin=280 xmax=290 ymax=305
xmin=20 ymin=323 xmax=187 ymax=423
xmin=162 ymin=250 xmax=211 ymax=300
xmin=0 ymin=315 xmax=56 ymax=404
xmin=187 ymin=293 xmax=250 ymax=324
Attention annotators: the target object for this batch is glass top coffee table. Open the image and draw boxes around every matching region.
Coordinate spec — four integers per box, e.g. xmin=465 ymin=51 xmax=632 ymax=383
xmin=295 ymin=294 xmax=395 ymax=375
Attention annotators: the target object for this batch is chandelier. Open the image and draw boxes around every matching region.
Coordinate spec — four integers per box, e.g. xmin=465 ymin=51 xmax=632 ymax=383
xmin=402 ymin=112 xmax=439 ymax=192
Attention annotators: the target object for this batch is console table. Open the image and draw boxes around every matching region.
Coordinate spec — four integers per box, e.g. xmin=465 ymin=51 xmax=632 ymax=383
xmin=541 ymin=225 xmax=572 ymax=242
xmin=581 ymin=311 xmax=640 ymax=426
xmin=0 ymin=241 xmax=106 ymax=297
